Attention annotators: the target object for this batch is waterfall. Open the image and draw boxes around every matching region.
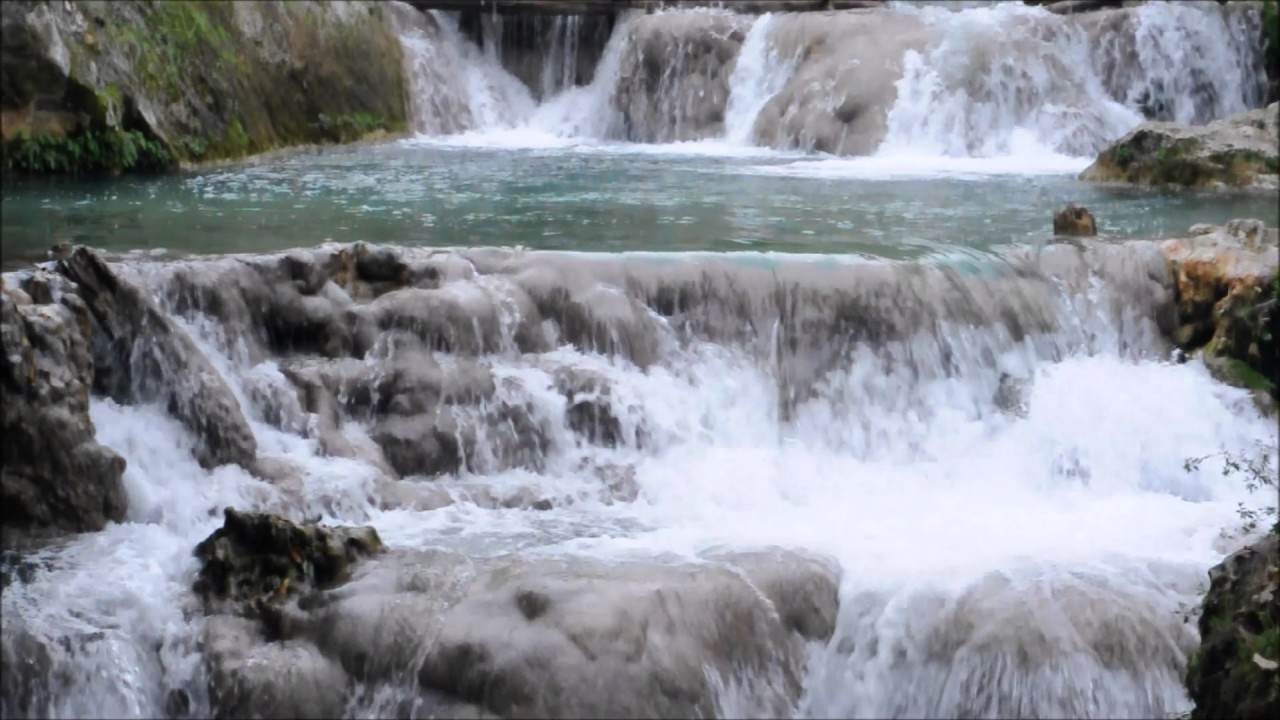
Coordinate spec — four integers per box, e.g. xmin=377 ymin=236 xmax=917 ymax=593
xmin=3 ymin=240 xmax=1275 ymax=718
xmin=393 ymin=1 xmax=1269 ymax=158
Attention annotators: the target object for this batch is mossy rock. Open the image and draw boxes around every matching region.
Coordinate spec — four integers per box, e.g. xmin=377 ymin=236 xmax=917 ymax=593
xmin=1186 ymin=534 xmax=1280 ymax=720
xmin=2 ymin=1 xmax=409 ymax=176
xmin=1081 ymin=104 xmax=1279 ymax=189
xmin=193 ymin=507 xmax=384 ymax=610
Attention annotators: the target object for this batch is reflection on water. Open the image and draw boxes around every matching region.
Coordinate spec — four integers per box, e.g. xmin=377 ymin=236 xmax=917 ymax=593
xmin=2 ymin=140 xmax=1277 ymax=267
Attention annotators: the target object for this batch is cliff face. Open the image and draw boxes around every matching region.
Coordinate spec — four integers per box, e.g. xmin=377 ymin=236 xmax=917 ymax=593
xmin=0 ymin=0 xmax=409 ymax=175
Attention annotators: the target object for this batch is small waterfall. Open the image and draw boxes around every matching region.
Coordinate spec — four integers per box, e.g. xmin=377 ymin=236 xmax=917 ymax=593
xmin=1091 ymin=0 xmax=1267 ymax=124
xmin=539 ymin=15 xmax=584 ymax=100
xmin=723 ymin=14 xmax=793 ymax=145
xmin=877 ymin=2 xmax=1144 ymax=158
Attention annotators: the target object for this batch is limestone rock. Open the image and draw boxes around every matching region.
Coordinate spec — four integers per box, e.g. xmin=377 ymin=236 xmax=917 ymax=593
xmin=55 ymin=247 xmax=258 ymax=470
xmin=0 ymin=282 xmax=127 ymax=535
xmin=1053 ymin=204 xmax=1098 ymax=237
xmin=1186 ymin=534 xmax=1280 ymax=720
xmin=613 ymin=12 xmax=750 ymax=143
xmin=1081 ymin=103 xmax=1280 ymax=189
xmin=1160 ymin=219 xmax=1278 ymax=398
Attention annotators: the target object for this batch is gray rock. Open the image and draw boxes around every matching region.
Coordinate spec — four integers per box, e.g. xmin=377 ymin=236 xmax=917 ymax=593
xmin=0 ymin=285 xmax=127 ymax=534
xmin=55 ymin=248 xmax=258 ymax=470
xmin=201 ymin=547 xmax=842 ymax=719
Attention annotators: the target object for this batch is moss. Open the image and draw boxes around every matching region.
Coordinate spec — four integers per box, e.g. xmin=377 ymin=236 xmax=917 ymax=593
xmin=2 ymin=128 xmax=172 ymax=176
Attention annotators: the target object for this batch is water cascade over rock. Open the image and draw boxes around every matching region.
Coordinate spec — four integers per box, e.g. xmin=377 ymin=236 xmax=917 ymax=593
xmin=2 ymin=226 xmax=1276 ymax=717
xmin=393 ymin=0 xmax=1268 ymax=158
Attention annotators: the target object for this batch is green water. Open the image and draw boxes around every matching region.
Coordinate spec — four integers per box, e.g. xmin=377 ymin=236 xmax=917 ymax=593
xmin=2 ymin=140 xmax=1277 ymax=268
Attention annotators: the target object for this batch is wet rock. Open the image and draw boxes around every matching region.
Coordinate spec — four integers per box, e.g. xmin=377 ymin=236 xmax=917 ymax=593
xmin=370 ymin=413 xmax=465 ymax=478
xmin=1081 ymin=103 xmax=1279 ymax=189
xmin=0 ymin=617 xmax=56 ymax=717
xmin=370 ymin=399 xmax=548 ymax=478
xmin=752 ymin=12 xmax=931 ymax=155
xmin=1053 ymin=204 xmax=1098 ymax=237
xmin=554 ymin=367 xmax=624 ymax=447
xmin=55 ymin=248 xmax=258 ymax=470
xmin=0 ymin=284 xmax=127 ymax=534
xmin=1161 ymin=219 xmax=1278 ymax=400
xmin=294 ymin=548 xmax=842 ymax=718
xmin=192 ymin=507 xmax=384 ymax=611
xmin=613 ymin=12 xmax=750 ymax=143
xmin=204 ymin=615 xmax=352 ymax=720
xmin=1186 ymin=534 xmax=1280 ymax=720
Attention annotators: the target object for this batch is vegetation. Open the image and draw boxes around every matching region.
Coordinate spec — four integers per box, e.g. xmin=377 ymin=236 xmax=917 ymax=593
xmin=314 ymin=113 xmax=395 ymax=143
xmin=2 ymin=128 xmax=172 ymax=176
xmin=1184 ymin=442 xmax=1278 ymax=537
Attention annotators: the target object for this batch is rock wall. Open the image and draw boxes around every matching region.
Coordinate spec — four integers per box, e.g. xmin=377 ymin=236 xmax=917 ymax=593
xmin=0 ymin=0 xmax=409 ymax=176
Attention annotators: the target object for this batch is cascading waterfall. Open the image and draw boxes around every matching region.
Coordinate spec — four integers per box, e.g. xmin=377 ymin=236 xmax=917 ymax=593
xmin=393 ymin=0 xmax=1268 ymax=159
xmin=2 ymin=240 xmax=1275 ymax=718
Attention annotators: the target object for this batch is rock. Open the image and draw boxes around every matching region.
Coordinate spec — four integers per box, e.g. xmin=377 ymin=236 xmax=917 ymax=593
xmin=1186 ymin=534 xmax=1280 ymax=720
xmin=192 ymin=507 xmax=384 ymax=612
xmin=553 ymin=366 xmax=643 ymax=448
xmin=203 ymin=615 xmax=352 ymax=720
xmin=1053 ymin=204 xmax=1098 ymax=237
xmin=1 ymin=1 xmax=408 ymax=175
xmin=1160 ymin=220 xmax=1278 ymax=399
xmin=55 ymin=248 xmax=259 ymax=469
xmin=0 ymin=283 xmax=127 ymax=534
xmin=613 ymin=12 xmax=750 ymax=143
xmin=1080 ymin=103 xmax=1280 ymax=189
xmin=202 ymin=547 xmax=842 ymax=718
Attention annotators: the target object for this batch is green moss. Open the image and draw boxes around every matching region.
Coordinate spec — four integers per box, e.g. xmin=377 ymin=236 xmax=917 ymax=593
xmin=314 ymin=112 xmax=399 ymax=143
xmin=2 ymin=128 xmax=172 ymax=176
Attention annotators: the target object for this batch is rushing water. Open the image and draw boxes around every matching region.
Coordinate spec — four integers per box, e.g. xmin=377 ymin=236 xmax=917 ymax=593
xmin=2 ymin=1 xmax=1278 ymax=718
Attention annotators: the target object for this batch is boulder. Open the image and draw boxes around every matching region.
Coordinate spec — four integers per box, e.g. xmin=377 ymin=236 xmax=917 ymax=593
xmin=0 ymin=280 xmax=127 ymax=535
xmin=55 ymin=248 xmax=258 ymax=470
xmin=1160 ymin=219 xmax=1278 ymax=399
xmin=1080 ymin=103 xmax=1280 ymax=189
xmin=1053 ymin=204 xmax=1098 ymax=237
xmin=192 ymin=507 xmax=384 ymax=613
xmin=1186 ymin=533 xmax=1280 ymax=720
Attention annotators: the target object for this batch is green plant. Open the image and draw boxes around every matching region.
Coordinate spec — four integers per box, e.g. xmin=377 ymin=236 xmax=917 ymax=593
xmin=1184 ymin=441 xmax=1279 ymax=536
xmin=2 ymin=128 xmax=172 ymax=176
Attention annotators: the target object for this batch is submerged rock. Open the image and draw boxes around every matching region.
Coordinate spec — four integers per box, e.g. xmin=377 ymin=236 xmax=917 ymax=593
xmin=0 ymin=281 xmax=127 ymax=535
xmin=1186 ymin=533 xmax=1280 ymax=720
xmin=1053 ymin=204 xmax=1098 ymax=237
xmin=1080 ymin=103 xmax=1280 ymax=189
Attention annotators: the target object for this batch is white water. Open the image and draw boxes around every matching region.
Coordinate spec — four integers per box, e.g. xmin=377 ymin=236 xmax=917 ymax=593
xmin=394 ymin=0 xmax=1265 ymax=176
